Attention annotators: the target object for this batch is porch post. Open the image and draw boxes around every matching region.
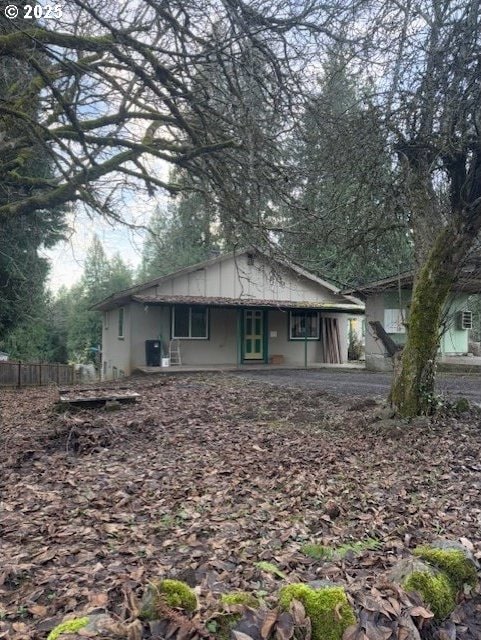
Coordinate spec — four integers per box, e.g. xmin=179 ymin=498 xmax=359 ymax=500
xmin=304 ymin=311 xmax=308 ymax=369
xmin=236 ymin=308 xmax=242 ymax=367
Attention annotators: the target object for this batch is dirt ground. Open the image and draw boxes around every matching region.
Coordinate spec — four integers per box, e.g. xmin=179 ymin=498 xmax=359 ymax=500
xmin=232 ymin=368 xmax=481 ymax=403
xmin=1 ymin=374 xmax=481 ymax=639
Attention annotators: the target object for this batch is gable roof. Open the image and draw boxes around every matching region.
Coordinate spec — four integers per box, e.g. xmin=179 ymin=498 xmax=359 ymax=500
xmin=92 ymin=249 xmax=364 ymax=311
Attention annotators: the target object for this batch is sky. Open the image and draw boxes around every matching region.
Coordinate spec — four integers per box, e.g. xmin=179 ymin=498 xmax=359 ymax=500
xmin=45 ymin=223 xmax=144 ymax=291
xmin=45 ymin=155 xmax=171 ymax=292
xmin=44 ymin=191 xmax=166 ymax=292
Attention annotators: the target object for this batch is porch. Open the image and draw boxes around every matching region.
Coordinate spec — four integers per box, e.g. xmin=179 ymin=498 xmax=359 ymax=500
xmin=134 ymin=362 xmax=366 ymax=375
xmin=130 ymin=298 xmax=363 ymax=370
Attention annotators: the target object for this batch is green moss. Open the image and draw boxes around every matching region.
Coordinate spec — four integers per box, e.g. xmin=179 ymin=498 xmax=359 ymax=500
xmin=255 ymin=561 xmax=287 ymax=579
xmin=140 ymin=579 xmax=197 ymax=619
xmin=301 ymin=539 xmax=381 ymax=562
xmin=300 ymin=544 xmax=333 ymax=561
xmin=220 ymin=592 xmax=259 ymax=608
xmin=389 ymin=227 xmax=454 ymax=417
xmin=47 ymin=617 xmax=89 ymax=640
xmin=403 ymin=571 xmax=455 ymax=620
xmin=279 ymin=584 xmax=356 ymax=640
xmin=413 ymin=547 xmax=478 ymax=590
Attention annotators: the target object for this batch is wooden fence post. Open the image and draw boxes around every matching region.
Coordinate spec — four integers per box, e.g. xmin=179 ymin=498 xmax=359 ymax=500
xmin=17 ymin=361 xmax=22 ymax=388
xmin=39 ymin=362 xmax=42 ymax=386
xmin=57 ymin=362 xmax=60 ymax=385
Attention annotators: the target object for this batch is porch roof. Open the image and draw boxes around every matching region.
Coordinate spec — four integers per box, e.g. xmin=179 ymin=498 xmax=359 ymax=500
xmin=132 ymin=294 xmax=364 ymax=312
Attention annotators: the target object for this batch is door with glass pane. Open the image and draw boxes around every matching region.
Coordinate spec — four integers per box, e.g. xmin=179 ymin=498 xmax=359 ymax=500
xmin=243 ymin=309 xmax=264 ymax=360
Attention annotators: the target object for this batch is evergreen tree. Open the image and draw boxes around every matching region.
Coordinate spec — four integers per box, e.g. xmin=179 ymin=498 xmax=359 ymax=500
xmin=139 ymin=198 xmax=220 ymax=281
xmin=282 ymin=50 xmax=412 ymax=285
xmin=0 ymin=7 xmax=65 ymax=343
xmin=66 ymin=237 xmax=133 ymax=362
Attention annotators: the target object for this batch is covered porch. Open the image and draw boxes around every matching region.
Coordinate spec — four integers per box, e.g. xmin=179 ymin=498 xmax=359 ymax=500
xmin=130 ymin=294 xmax=364 ymax=370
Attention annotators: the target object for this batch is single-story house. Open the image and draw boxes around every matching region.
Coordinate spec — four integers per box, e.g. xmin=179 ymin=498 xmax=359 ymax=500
xmin=93 ymin=249 xmax=364 ymax=379
xmin=344 ymin=270 xmax=479 ymax=371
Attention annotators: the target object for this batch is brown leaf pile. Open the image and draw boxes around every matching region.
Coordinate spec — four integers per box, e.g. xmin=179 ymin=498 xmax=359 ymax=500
xmin=1 ymin=374 xmax=481 ymax=639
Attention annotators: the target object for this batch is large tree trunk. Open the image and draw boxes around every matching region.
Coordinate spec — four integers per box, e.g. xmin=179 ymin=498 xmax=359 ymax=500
xmin=389 ymin=227 xmax=458 ymax=417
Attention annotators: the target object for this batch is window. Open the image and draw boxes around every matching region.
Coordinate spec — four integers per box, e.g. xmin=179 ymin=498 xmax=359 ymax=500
xmin=172 ymin=306 xmax=208 ymax=339
xmin=384 ymin=308 xmax=406 ymax=333
xmin=104 ymin=311 xmax=109 ymax=330
xmin=289 ymin=311 xmax=319 ymax=339
xmin=118 ymin=307 xmax=124 ymax=338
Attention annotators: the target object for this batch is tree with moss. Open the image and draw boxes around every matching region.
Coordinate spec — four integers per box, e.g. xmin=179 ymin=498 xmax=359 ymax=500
xmin=0 ymin=0 xmax=345 ymax=226
xmin=0 ymin=5 xmax=66 ymax=346
xmin=301 ymin=0 xmax=481 ymax=416
xmin=369 ymin=0 xmax=481 ymax=416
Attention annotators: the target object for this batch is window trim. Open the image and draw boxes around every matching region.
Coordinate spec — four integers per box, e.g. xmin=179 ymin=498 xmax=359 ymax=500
xmin=288 ymin=310 xmax=320 ymax=340
xmin=171 ymin=305 xmax=209 ymax=340
xmin=118 ymin=307 xmax=125 ymax=339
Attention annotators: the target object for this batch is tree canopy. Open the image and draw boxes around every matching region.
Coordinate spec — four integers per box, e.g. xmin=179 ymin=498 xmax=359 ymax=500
xmin=0 ymin=0 xmax=343 ymax=224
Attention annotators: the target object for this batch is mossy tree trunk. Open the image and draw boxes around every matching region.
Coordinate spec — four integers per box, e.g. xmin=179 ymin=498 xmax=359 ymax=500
xmin=389 ymin=134 xmax=481 ymax=418
xmin=390 ymin=226 xmax=466 ymax=417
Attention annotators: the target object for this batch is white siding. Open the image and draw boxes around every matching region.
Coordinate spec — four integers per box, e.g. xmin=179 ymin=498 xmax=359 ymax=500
xmin=154 ymin=253 xmax=341 ymax=303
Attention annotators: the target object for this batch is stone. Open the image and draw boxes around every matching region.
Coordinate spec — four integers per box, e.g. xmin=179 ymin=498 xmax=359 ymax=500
xmin=387 ymin=557 xmax=456 ymax=620
xmin=46 ymin=614 xmax=115 ymax=639
xmin=387 ymin=557 xmax=437 ymax=585
xmin=429 ymin=538 xmax=479 ymax=568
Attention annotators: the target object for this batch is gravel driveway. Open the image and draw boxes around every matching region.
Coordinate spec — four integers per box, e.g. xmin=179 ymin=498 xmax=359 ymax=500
xmin=232 ymin=368 xmax=481 ymax=403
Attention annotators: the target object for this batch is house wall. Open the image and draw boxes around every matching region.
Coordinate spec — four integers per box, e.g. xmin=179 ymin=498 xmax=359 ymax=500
xmin=101 ymin=305 xmax=132 ymax=380
xmin=100 ymin=253 xmax=363 ymax=376
xmin=365 ymin=290 xmax=470 ymax=371
xmin=143 ymin=253 xmax=343 ymax=304
xmin=129 ymin=303 xmax=170 ymax=370
xmin=101 ymin=304 xmax=354 ymax=376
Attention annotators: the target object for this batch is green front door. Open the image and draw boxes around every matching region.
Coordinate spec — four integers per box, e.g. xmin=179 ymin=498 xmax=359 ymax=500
xmin=243 ymin=309 xmax=264 ymax=360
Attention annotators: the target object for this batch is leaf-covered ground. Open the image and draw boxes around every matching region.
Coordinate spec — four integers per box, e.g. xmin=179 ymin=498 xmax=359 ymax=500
xmin=1 ymin=374 xmax=481 ymax=639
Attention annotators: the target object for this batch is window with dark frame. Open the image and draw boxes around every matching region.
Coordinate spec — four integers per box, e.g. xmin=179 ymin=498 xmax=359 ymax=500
xmin=173 ymin=305 xmax=208 ymax=339
xmin=289 ymin=311 xmax=319 ymax=339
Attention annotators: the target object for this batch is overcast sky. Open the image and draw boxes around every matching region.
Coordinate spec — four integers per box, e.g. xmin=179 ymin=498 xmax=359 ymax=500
xmin=44 ymin=191 xmax=168 ymax=292
xmin=45 ymin=156 xmax=171 ymax=292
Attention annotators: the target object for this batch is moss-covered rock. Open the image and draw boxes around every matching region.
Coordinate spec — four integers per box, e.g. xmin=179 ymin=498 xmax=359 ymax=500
xmin=413 ymin=545 xmax=478 ymax=590
xmin=403 ymin=570 xmax=456 ymax=620
xmin=140 ymin=579 xmax=197 ymax=619
xmin=220 ymin=592 xmax=260 ymax=608
xmin=47 ymin=617 xmax=89 ymax=640
xmin=47 ymin=614 xmax=118 ymax=639
xmin=279 ymin=584 xmax=356 ymax=640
